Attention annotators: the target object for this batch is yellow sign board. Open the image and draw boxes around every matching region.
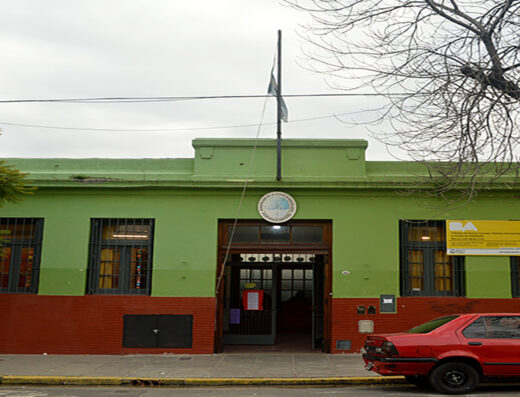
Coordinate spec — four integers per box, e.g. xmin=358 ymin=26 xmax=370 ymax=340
xmin=446 ymin=220 xmax=520 ymax=256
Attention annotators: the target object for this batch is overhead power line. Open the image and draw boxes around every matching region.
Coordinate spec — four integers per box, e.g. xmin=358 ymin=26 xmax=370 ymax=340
xmin=0 ymin=92 xmax=412 ymax=104
xmin=0 ymin=107 xmax=383 ymax=132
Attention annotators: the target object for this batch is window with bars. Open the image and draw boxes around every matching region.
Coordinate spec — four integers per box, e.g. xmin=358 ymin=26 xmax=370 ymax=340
xmin=511 ymin=257 xmax=520 ymax=297
xmin=87 ymin=219 xmax=154 ymax=295
xmin=0 ymin=218 xmax=43 ymax=294
xmin=400 ymin=220 xmax=465 ymax=297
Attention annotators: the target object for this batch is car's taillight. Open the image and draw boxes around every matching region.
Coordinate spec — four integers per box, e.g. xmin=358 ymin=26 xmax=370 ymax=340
xmin=374 ymin=341 xmax=399 ymax=356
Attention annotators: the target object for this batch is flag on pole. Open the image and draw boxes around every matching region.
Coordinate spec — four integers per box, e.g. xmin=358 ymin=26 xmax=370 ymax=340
xmin=267 ymin=67 xmax=288 ymax=122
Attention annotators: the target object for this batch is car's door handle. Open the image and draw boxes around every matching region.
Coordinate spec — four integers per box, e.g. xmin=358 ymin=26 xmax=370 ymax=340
xmin=468 ymin=341 xmax=482 ymax=346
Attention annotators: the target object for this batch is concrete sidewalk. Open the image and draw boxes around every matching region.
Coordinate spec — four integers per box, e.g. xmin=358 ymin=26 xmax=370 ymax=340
xmin=0 ymin=353 xmax=406 ymax=386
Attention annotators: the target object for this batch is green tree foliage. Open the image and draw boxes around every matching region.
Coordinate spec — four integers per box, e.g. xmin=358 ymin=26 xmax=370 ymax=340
xmin=0 ymin=161 xmax=34 ymax=252
xmin=0 ymin=161 xmax=34 ymax=207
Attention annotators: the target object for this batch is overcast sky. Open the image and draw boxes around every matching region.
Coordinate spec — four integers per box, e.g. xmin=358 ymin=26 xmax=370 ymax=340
xmin=0 ymin=0 xmax=402 ymax=160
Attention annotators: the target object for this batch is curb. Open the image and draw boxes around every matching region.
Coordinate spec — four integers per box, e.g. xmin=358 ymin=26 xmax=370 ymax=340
xmin=0 ymin=375 xmax=407 ymax=387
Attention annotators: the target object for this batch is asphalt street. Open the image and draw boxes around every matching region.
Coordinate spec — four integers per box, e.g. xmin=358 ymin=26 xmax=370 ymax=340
xmin=1 ymin=385 xmax=520 ymax=397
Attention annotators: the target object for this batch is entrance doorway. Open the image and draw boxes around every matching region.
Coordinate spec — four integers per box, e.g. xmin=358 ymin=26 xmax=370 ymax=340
xmin=215 ymin=221 xmax=332 ymax=353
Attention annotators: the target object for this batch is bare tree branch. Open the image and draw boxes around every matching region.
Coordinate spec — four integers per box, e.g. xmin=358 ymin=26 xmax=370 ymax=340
xmin=284 ymin=0 xmax=520 ymax=206
xmin=425 ymin=0 xmax=483 ymax=34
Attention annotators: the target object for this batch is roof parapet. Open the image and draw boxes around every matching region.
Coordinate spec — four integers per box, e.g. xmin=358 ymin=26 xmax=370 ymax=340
xmin=192 ymin=138 xmax=368 ymax=181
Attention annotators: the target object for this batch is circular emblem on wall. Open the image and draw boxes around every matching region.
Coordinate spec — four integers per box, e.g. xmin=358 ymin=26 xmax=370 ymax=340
xmin=257 ymin=192 xmax=297 ymax=224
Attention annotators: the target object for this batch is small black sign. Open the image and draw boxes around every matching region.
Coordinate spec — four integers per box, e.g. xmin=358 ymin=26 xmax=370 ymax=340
xmin=380 ymin=294 xmax=396 ymax=313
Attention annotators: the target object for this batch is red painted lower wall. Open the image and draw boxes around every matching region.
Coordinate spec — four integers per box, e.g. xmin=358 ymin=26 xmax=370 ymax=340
xmin=331 ymin=297 xmax=520 ymax=353
xmin=0 ymin=295 xmax=216 ymax=354
xmin=2 ymin=295 xmax=519 ymax=354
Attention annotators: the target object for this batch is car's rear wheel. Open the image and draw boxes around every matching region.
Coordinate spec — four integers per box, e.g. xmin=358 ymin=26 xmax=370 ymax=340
xmin=404 ymin=375 xmax=429 ymax=388
xmin=428 ymin=362 xmax=479 ymax=394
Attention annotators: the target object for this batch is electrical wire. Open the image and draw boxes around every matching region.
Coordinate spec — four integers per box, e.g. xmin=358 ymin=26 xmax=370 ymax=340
xmin=214 ymin=79 xmax=273 ymax=299
xmin=0 ymin=92 xmax=414 ymax=104
xmin=0 ymin=107 xmax=384 ymax=133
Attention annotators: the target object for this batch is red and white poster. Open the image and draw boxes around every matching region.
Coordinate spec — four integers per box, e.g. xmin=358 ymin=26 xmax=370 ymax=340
xmin=242 ymin=289 xmax=264 ymax=311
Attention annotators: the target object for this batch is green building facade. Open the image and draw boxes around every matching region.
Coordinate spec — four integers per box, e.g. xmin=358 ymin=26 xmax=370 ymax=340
xmin=0 ymin=139 xmax=519 ymax=354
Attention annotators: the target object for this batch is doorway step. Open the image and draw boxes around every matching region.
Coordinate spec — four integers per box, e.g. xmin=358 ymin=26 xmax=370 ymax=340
xmin=223 ymin=334 xmax=321 ymax=353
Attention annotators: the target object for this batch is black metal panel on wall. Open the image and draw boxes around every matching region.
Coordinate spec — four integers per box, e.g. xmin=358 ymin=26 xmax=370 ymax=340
xmin=123 ymin=314 xmax=193 ymax=348
xmin=157 ymin=315 xmax=193 ymax=348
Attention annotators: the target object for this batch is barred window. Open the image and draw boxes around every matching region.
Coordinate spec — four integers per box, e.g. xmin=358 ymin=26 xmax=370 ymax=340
xmin=87 ymin=219 xmax=154 ymax=295
xmin=400 ymin=220 xmax=465 ymax=297
xmin=511 ymin=257 xmax=520 ymax=297
xmin=0 ymin=218 xmax=43 ymax=294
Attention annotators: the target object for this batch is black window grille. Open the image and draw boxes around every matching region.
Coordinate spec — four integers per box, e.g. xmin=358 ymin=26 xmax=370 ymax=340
xmin=0 ymin=218 xmax=43 ymax=294
xmin=511 ymin=257 xmax=520 ymax=297
xmin=400 ymin=220 xmax=465 ymax=297
xmin=87 ymin=218 xmax=154 ymax=295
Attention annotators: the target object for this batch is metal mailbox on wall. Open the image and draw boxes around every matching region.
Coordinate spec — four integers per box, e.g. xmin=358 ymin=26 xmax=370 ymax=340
xmin=380 ymin=294 xmax=396 ymax=313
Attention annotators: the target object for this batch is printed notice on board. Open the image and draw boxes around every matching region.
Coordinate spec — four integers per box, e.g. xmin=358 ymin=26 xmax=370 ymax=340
xmin=246 ymin=292 xmax=259 ymax=310
xmin=446 ymin=220 xmax=520 ymax=256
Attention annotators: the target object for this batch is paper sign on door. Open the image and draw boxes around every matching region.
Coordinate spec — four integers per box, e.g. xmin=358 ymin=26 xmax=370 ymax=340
xmin=242 ymin=290 xmax=264 ymax=311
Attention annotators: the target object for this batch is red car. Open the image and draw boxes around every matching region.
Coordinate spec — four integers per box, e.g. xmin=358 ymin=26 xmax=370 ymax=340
xmin=362 ymin=313 xmax=520 ymax=394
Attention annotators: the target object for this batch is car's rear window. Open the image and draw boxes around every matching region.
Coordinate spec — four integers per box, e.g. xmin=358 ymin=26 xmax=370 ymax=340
xmin=407 ymin=315 xmax=460 ymax=334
